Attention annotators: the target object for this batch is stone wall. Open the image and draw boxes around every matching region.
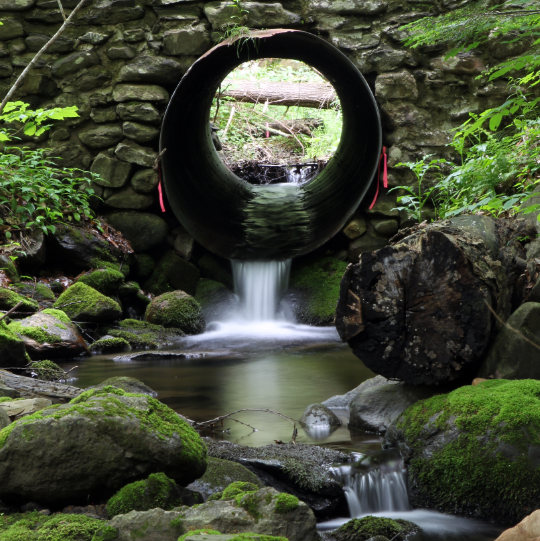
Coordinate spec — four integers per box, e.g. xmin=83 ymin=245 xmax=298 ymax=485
xmin=0 ymin=0 xmax=524 ymax=262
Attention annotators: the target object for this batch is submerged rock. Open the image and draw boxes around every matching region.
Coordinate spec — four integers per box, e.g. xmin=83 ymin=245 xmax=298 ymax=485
xmin=385 ymin=379 xmax=540 ymax=523
xmin=54 ymin=282 xmax=122 ymax=323
xmin=187 ymin=457 xmax=264 ymax=501
xmin=145 ymin=291 xmax=205 ymax=335
xmin=0 ymin=387 xmax=207 ymax=504
xmin=478 ymin=302 xmax=540 ymax=379
xmin=8 ymin=309 xmax=88 ymax=359
xmin=300 ymin=403 xmax=342 ymax=429
xmin=205 ymin=439 xmax=348 ymax=518
xmin=286 ymin=255 xmax=348 ymax=326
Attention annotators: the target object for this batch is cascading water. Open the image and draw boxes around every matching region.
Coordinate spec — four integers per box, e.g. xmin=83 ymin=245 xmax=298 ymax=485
xmin=231 ymin=260 xmax=291 ymax=321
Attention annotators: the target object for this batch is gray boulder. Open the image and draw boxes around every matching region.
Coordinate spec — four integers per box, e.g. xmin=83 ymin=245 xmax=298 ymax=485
xmin=8 ymin=310 xmax=89 ymax=360
xmin=187 ymin=456 xmax=264 ymax=501
xmin=163 ymin=26 xmax=211 ymax=56
xmin=323 ymin=375 xmax=392 ymax=409
xmin=478 ymin=302 xmax=540 ymax=379
xmin=0 ymin=389 xmax=207 ymax=504
xmin=349 ymin=381 xmax=437 ymax=434
xmin=300 ymin=403 xmax=341 ymax=429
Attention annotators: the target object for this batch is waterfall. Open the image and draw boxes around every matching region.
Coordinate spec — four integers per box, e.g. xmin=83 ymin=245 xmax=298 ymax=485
xmin=331 ymin=460 xmax=410 ymax=517
xmin=231 ymin=260 xmax=291 ymax=321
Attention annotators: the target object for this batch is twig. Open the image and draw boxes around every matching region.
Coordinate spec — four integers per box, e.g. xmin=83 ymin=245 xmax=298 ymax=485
xmin=0 ymin=301 xmax=23 ymax=323
xmin=485 ymin=300 xmax=540 ymax=352
xmin=193 ymin=408 xmax=299 ymax=430
xmin=227 ymin=417 xmax=258 ymax=431
xmin=0 ymin=0 xmax=90 ymax=115
xmin=56 ymin=0 xmax=66 ymax=21
xmin=153 ymin=148 xmax=167 ymax=171
xmin=223 ymin=106 xmax=236 ymax=139
xmin=214 ymin=84 xmax=222 ymax=123
xmin=254 ymin=110 xmax=305 ymax=155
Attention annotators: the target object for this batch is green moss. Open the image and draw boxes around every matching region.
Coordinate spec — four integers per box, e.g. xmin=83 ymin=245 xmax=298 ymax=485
xmin=396 ymin=379 xmax=540 ymax=521
xmin=41 ymin=309 xmax=71 ymax=325
xmin=169 ymin=518 xmax=184 ymax=530
xmin=228 ymin=535 xmax=287 ymax=541
xmin=273 ymin=493 xmax=299 ymax=514
xmin=8 ymin=319 xmax=62 ymax=344
xmin=28 ymin=360 xmax=63 ymax=381
xmin=235 ymin=492 xmax=262 ymax=520
xmin=0 ymin=511 xmax=50 ymax=532
xmin=53 ymin=282 xmax=121 ymax=321
xmin=105 ymin=330 xmax=158 ymax=349
xmin=11 ymin=283 xmax=55 ymax=302
xmin=102 ymin=319 xmax=184 ymax=350
xmin=90 ymin=258 xmax=129 ymax=278
xmin=289 ymin=256 xmax=348 ymax=325
xmin=77 ymin=269 xmax=125 ymax=296
xmin=331 ymin=516 xmax=419 ymax=541
xmin=0 ymin=388 xmax=207 ymax=473
xmin=197 ymin=457 xmax=263 ymax=496
xmin=178 ymin=530 xmax=221 ymax=541
xmin=0 ymin=288 xmax=39 ymax=313
xmin=222 ymin=482 xmax=259 ymax=500
xmin=194 ymin=279 xmax=229 ymax=308
xmin=90 ymin=526 xmax=117 ymax=541
xmin=90 ymin=337 xmax=130 ymax=354
xmin=145 ymin=292 xmax=205 ymax=334
xmin=107 ymin=472 xmax=183 ymax=518
xmin=119 ymin=319 xmax=162 ymax=332
xmin=0 ymin=320 xmax=25 ymax=347
xmin=0 ymin=397 xmax=25 ymax=403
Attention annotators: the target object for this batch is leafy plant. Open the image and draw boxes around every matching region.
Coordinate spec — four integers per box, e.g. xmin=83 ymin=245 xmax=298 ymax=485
xmin=390 ymin=156 xmax=446 ymax=223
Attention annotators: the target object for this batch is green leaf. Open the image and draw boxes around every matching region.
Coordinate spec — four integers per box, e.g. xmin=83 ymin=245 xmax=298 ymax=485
xmin=489 ymin=113 xmax=503 ymax=131
xmin=23 ymin=122 xmax=36 ymax=136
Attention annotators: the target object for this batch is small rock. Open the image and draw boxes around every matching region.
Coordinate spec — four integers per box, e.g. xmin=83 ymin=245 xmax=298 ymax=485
xmin=0 ymin=321 xmax=29 ymax=368
xmin=174 ymin=231 xmax=194 ymax=259
xmin=26 ymin=33 xmax=74 ymax=53
xmin=163 ymin=26 xmax=211 ymax=55
xmin=79 ymin=124 xmax=124 ymax=149
xmin=131 ymin=168 xmax=158 ymax=193
xmin=107 ymin=46 xmax=135 ymax=60
xmin=90 ymin=153 xmax=132 ymax=188
xmin=90 ymin=107 xmax=117 ymax=124
xmin=145 ymin=291 xmax=205 ymax=334
xmin=204 ymin=1 xmax=302 ymax=28
xmin=371 ymin=218 xmax=399 ymax=237
xmin=117 ymin=102 xmax=161 ymax=124
xmin=0 ymin=0 xmax=36 ymax=10
xmin=375 ymin=70 xmax=418 ymax=101
xmin=76 ymin=268 xmax=125 ymax=296
xmin=300 ymin=403 xmax=341 ymax=428
xmin=118 ymin=56 xmax=184 ymax=85
xmin=51 ymin=50 xmax=100 ymax=78
xmin=343 ymin=216 xmax=366 ymax=239
xmin=0 ymin=397 xmax=52 ymax=421
xmin=0 ymin=407 xmax=10 ymax=430
xmin=90 ymin=337 xmax=130 ymax=354
xmin=115 ymin=139 xmax=158 ymax=167
xmin=124 ymin=28 xmax=145 ymax=42
xmin=122 ymin=121 xmax=160 ymax=143
xmin=472 ymin=377 xmax=487 ymax=386
xmin=0 ymin=19 xmax=25 ymax=40
xmin=78 ymin=32 xmax=110 ymax=45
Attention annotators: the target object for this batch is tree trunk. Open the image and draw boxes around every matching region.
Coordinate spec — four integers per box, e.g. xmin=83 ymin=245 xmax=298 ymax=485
xmin=220 ymin=81 xmax=337 ymax=109
xmin=335 ymin=216 xmax=536 ymax=386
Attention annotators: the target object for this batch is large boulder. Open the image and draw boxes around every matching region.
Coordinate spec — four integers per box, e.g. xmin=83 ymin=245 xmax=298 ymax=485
xmin=54 ymin=283 xmax=122 ymax=323
xmin=187 ymin=457 xmax=264 ymax=501
xmin=0 ymin=321 xmax=29 ymax=368
xmin=107 ymin=486 xmax=318 ymax=541
xmin=194 ymin=279 xmax=237 ymax=322
xmin=495 ymin=509 xmax=540 ymax=541
xmin=348 ymin=380 xmax=437 ymax=434
xmin=48 ymin=223 xmax=122 ymax=270
xmin=478 ymin=302 xmax=540 ymax=379
xmin=144 ymin=250 xmax=200 ymax=296
xmin=286 ymin=256 xmax=348 ymax=326
xmin=8 ymin=309 xmax=88 ymax=360
xmin=145 ymin=292 xmax=205 ymax=335
xmin=105 ymin=211 xmax=168 ymax=252
xmin=206 ymin=439 xmax=348 ymax=518
xmin=385 ymin=379 xmax=540 ymax=523
xmin=0 ymin=387 xmax=207 ymax=504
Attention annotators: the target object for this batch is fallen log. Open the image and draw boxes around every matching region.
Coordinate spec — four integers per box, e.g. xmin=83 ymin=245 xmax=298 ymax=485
xmin=335 ymin=216 xmax=536 ymax=386
xmin=0 ymin=370 xmax=81 ymax=403
xmin=220 ymin=81 xmax=337 ymax=109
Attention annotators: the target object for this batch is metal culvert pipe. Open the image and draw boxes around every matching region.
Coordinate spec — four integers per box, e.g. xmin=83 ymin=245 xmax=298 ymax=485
xmin=160 ymin=29 xmax=382 ymax=261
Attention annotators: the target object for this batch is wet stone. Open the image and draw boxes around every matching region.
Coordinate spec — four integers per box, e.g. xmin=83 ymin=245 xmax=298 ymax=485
xmin=122 ymin=121 xmax=160 ymax=143
xmin=117 ymin=102 xmax=161 ymax=124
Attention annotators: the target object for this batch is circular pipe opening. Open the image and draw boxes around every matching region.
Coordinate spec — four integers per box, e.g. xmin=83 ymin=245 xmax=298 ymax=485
xmin=160 ymin=30 xmax=382 ymax=261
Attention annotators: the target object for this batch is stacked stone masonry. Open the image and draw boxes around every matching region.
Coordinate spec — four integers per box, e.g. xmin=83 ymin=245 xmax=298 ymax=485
xmin=0 ymin=0 xmax=525 ymax=259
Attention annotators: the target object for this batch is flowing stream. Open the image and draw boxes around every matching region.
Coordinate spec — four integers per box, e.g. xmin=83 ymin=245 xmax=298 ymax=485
xmin=62 ymin=260 xmax=505 ymax=540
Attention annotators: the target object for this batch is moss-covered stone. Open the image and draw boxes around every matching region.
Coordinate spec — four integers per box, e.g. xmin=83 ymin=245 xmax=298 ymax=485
xmin=197 ymin=254 xmax=233 ymax=290
xmin=194 ymin=279 xmax=236 ymax=322
xmin=11 ymin=283 xmax=55 ymax=302
xmin=288 ymin=256 xmax=348 ymax=326
xmin=0 ymin=254 xmax=20 ymax=282
xmin=107 ymin=472 xmax=183 ymax=518
xmin=0 ymin=387 xmax=207 ymax=503
xmin=0 ymin=320 xmax=30 ymax=368
xmin=144 ymin=250 xmax=200 ymax=296
xmin=274 ymin=493 xmax=299 ymax=514
xmin=94 ymin=376 xmax=155 ymax=395
xmin=0 ymin=287 xmax=39 ymax=313
xmin=28 ymin=360 xmax=64 ymax=381
xmin=90 ymin=337 xmax=130 ymax=354
xmin=328 ymin=516 xmax=420 ymax=541
xmin=90 ymin=258 xmax=130 ymax=278
xmin=178 ymin=530 xmax=221 ymax=541
xmin=54 ymin=282 xmax=122 ymax=323
xmin=145 ymin=291 xmax=205 ymax=335
xmin=77 ymin=268 xmax=125 ymax=296
xmin=387 ymin=379 xmax=540 ymax=523
xmin=41 ymin=309 xmax=71 ymax=324
xmin=102 ymin=319 xmax=184 ymax=350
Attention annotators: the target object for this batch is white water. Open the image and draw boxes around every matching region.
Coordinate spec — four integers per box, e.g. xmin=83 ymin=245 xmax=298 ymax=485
xmin=231 ymin=260 xmax=291 ymax=321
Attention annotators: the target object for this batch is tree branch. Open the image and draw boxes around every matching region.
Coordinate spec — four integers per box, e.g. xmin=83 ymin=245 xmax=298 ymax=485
xmin=0 ymin=301 xmax=23 ymax=323
xmin=0 ymin=0 xmax=90 ymax=115
xmin=192 ymin=408 xmax=299 ymax=430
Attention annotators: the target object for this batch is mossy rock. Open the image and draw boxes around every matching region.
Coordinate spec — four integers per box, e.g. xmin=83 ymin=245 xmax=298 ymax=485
xmin=90 ymin=258 xmax=130 ymax=278
xmin=135 ymin=254 xmax=155 ymax=279
xmin=145 ymin=291 xmax=205 ymax=335
xmin=194 ymin=279 xmax=237 ymax=322
xmin=187 ymin=457 xmax=264 ymax=501
xmin=27 ymin=360 xmax=64 ymax=381
xmin=107 ymin=472 xmax=184 ymax=518
xmin=0 ymin=387 xmax=207 ymax=504
xmin=10 ymin=283 xmax=55 ymax=302
xmin=0 ymin=320 xmax=30 ymax=368
xmin=101 ymin=319 xmax=185 ymax=350
xmin=54 ymin=282 xmax=122 ymax=323
xmin=0 ymin=287 xmax=39 ymax=313
xmin=287 ymin=256 xmax=348 ymax=326
xmin=197 ymin=253 xmax=233 ymax=290
xmin=0 ymin=254 xmax=19 ymax=282
xmin=144 ymin=250 xmax=200 ymax=296
xmin=93 ymin=376 xmax=155 ymax=396
xmin=328 ymin=516 xmax=420 ymax=541
xmin=386 ymin=379 xmax=540 ymax=523
xmin=77 ymin=268 xmax=125 ymax=296
xmin=0 ymin=512 xmax=107 ymax=541
xmin=90 ymin=337 xmax=130 ymax=354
